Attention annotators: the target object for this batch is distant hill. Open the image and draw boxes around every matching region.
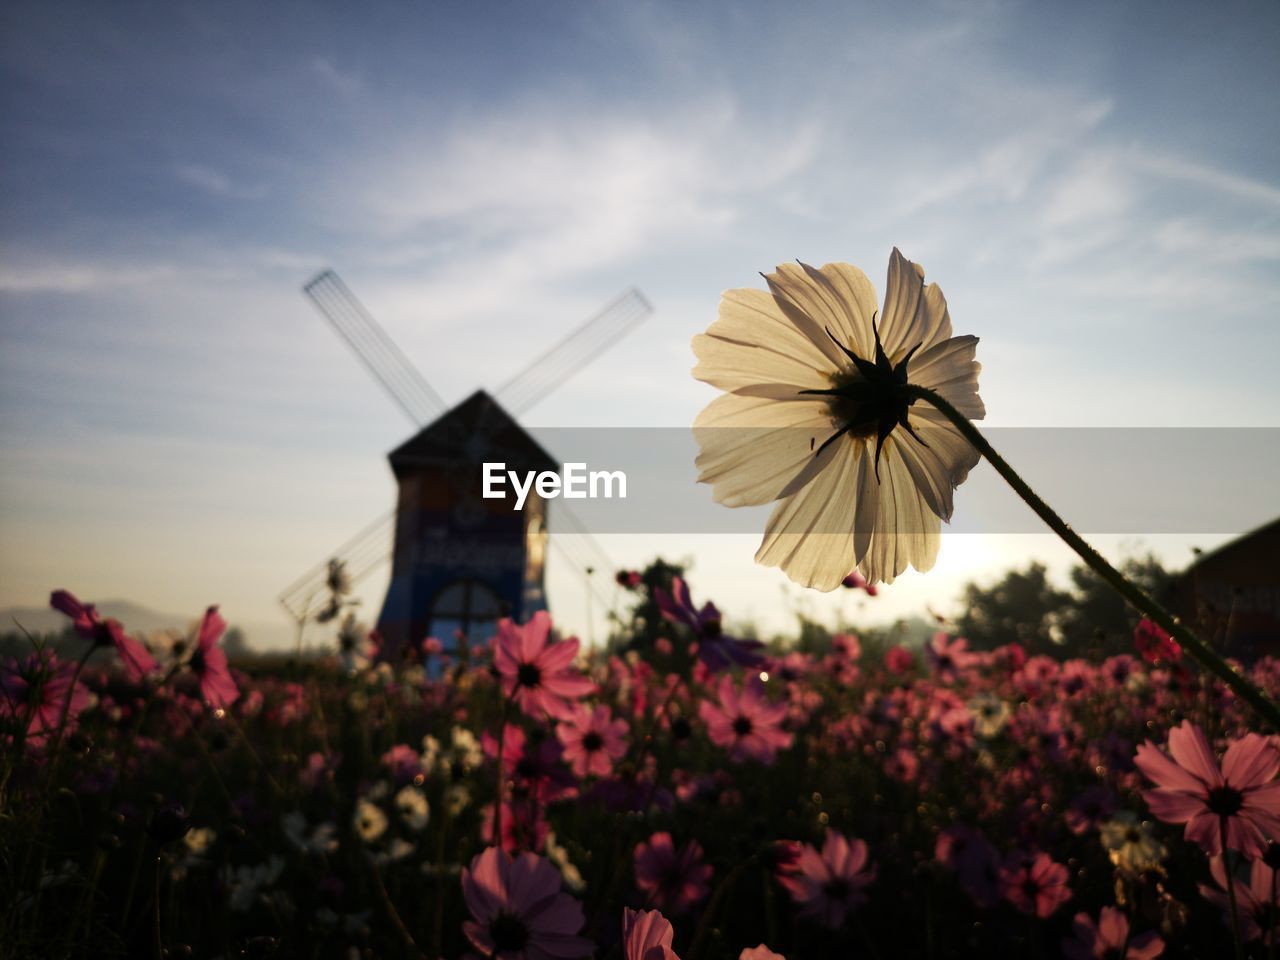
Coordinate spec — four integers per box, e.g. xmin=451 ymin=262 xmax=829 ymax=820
xmin=0 ymin=599 xmax=298 ymax=653
xmin=1 ymin=599 xmax=196 ymax=637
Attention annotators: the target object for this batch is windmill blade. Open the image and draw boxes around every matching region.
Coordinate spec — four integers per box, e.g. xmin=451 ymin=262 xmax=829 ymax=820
xmin=278 ymin=510 xmax=395 ymax=622
xmin=494 ymin=288 xmax=652 ymax=415
xmin=305 ymin=269 xmax=447 ymax=426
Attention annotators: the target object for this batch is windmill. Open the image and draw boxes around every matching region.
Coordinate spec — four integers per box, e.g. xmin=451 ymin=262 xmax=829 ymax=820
xmin=279 ymin=270 xmax=652 ymax=659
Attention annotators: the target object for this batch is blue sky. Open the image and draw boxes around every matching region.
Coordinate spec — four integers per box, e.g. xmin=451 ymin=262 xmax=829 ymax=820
xmin=3 ymin=0 xmax=1278 ymax=646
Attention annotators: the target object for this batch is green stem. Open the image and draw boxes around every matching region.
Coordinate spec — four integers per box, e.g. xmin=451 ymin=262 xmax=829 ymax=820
xmin=906 ymin=384 xmax=1280 ymax=731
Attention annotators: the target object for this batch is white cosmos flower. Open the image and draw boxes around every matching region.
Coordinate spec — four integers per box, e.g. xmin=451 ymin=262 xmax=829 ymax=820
xmin=692 ymin=249 xmax=984 ymax=589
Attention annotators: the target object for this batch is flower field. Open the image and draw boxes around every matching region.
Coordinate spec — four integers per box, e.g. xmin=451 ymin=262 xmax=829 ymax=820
xmin=4 ymin=578 xmax=1278 ymax=959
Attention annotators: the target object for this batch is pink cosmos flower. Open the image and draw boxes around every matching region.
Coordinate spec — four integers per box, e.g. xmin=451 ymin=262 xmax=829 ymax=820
xmin=831 ymin=633 xmax=861 ymax=661
xmin=380 ymin=743 xmax=423 ymax=783
xmin=934 ymin=824 xmax=1001 ymax=908
xmin=925 ymin=632 xmax=975 ymax=680
xmin=616 ymin=570 xmax=644 ymax=590
xmin=622 ymin=908 xmax=679 ymax=960
xmin=884 ymin=645 xmax=914 ymax=674
xmin=1061 ymin=906 xmax=1164 ymax=959
xmin=698 ymin=675 xmax=792 ymax=765
xmin=779 ymin=831 xmax=876 ymax=929
xmin=999 ymin=850 xmax=1071 ymax=917
xmin=461 ymin=846 xmax=594 ymax=959
xmin=739 ymin=949 xmax=784 ymax=960
xmin=483 ymin=723 xmax=576 ymax=804
xmin=1134 ymin=721 xmax=1280 ymax=858
xmin=1064 ymin=785 xmax=1119 ymax=836
xmin=1199 ymin=854 xmax=1279 ymax=945
xmin=634 ymin=832 xmax=712 ymax=915
xmin=188 ymin=606 xmax=239 ymax=708
xmin=493 ymin=612 xmax=594 ymax=721
xmin=1133 ymin=619 xmax=1180 ymax=666
xmin=1 ymin=651 xmax=92 ymax=749
xmin=654 ymin=577 xmax=764 ymax=672
xmin=556 ymin=704 xmax=628 ymax=779
xmin=840 ymin=571 xmax=877 ymax=596
xmin=480 ymin=796 xmax=551 ymax=855
xmin=51 ymin=589 xmax=156 ymax=681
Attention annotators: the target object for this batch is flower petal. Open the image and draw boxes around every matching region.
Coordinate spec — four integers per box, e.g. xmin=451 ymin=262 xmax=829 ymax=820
xmin=754 ymin=438 xmax=861 ymax=591
xmin=854 ymin=440 xmax=941 ymax=585
xmin=1167 ymin=722 xmax=1224 ymax=789
xmin=879 ymin=249 xmax=953 ymax=360
xmin=1222 ymin=734 xmax=1280 ymax=789
xmin=694 ymin=391 xmax=834 ymax=507
xmin=693 ymin=286 xmax=835 ymax=394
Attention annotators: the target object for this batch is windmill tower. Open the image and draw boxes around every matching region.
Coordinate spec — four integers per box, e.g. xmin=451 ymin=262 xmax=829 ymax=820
xmin=279 ymin=271 xmax=652 ymax=659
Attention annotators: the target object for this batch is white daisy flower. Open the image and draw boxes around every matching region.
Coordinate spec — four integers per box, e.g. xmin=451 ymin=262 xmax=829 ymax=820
xmin=353 ymin=800 xmax=388 ymax=843
xmin=394 ymin=785 xmax=430 ymax=832
xmin=692 ymin=249 xmax=984 ymax=589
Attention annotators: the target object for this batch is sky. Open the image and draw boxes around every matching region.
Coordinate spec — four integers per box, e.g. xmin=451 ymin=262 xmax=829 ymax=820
xmin=2 ymin=0 xmax=1278 ymax=648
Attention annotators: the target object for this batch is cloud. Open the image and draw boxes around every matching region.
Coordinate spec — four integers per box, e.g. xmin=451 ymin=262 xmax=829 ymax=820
xmin=1130 ymin=150 xmax=1280 ymax=211
xmin=0 ymin=259 xmax=179 ymax=293
xmin=319 ymin=94 xmax=819 ymax=326
xmin=311 ymin=56 xmax=362 ymax=98
xmin=174 ymin=163 xmax=268 ymax=200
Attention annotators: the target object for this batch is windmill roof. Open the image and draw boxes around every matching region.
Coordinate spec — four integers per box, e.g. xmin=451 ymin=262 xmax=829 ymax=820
xmin=387 ymin=389 xmax=558 ymax=476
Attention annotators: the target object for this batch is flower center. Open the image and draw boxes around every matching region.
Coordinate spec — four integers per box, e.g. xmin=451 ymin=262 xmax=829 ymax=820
xmin=489 ymin=912 xmax=530 ymax=951
xmin=732 ymin=716 xmax=754 ymax=736
xmin=582 ymin=731 xmax=604 ymax=752
xmin=516 ymin=663 xmax=542 ymax=688
xmin=515 ymin=757 xmax=539 ymax=779
xmin=823 ymin=877 xmax=851 ymax=900
xmin=1207 ymin=785 xmax=1245 ymax=817
xmin=803 ymin=314 xmax=926 ymax=479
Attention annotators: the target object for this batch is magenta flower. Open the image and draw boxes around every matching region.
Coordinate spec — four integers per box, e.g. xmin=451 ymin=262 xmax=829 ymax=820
xmin=1062 ymin=906 xmax=1164 ymax=959
xmin=622 ymin=908 xmax=679 ymax=960
xmin=493 ymin=612 xmax=594 ymax=721
xmin=1134 ymin=721 xmax=1280 ymax=858
xmin=461 ymin=846 xmax=594 ymax=959
xmin=616 ymin=570 xmax=644 ymax=590
xmin=925 ymin=632 xmax=975 ymax=680
xmin=698 ymin=675 xmax=792 ymax=765
xmin=557 ymin=704 xmax=628 ymax=779
xmin=778 ymin=831 xmax=876 ymax=929
xmin=634 ymin=832 xmax=712 ymax=915
xmin=934 ymin=824 xmax=1001 ymax=908
xmin=840 ymin=571 xmax=877 ymax=596
xmin=999 ymin=851 xmax=1071 ymax=917
xmin=883 ymin=645 xmax=914 ymax=675
xmin=1199 ymin=854 xmax=1279 ymax=945
xmin=1 ymin=651 xmax=92 ymax=749
xmin=480 ymin=796 xmax=551 ymax=854
xmin=654 ymin=577 xmax=764 ymax=672
xmin=483 ymin=722 xmax=576 ymax=805
xmin=739 ymin=948 xmax=785 ymax=960
xmin=1133 ymin=618 xmax=1180 ymax=666
xmin=188 ymin=606 xmax=239 ymax=708
xmin=50 ymin=589 xmax=156 ymax=681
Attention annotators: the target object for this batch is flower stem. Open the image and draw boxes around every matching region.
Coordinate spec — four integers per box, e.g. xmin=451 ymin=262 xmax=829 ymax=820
xmin=1222 ymin=821 xmax=1244 ymax=960
xmin=906 ymin=384 xmax=1280 ymax=731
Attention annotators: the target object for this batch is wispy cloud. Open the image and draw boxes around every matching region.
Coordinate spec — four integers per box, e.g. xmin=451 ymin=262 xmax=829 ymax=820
xmin=173 ymin=163 xmax=268 ymax=200
xmin=311 ymin=56 xmax=362 ymax=98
